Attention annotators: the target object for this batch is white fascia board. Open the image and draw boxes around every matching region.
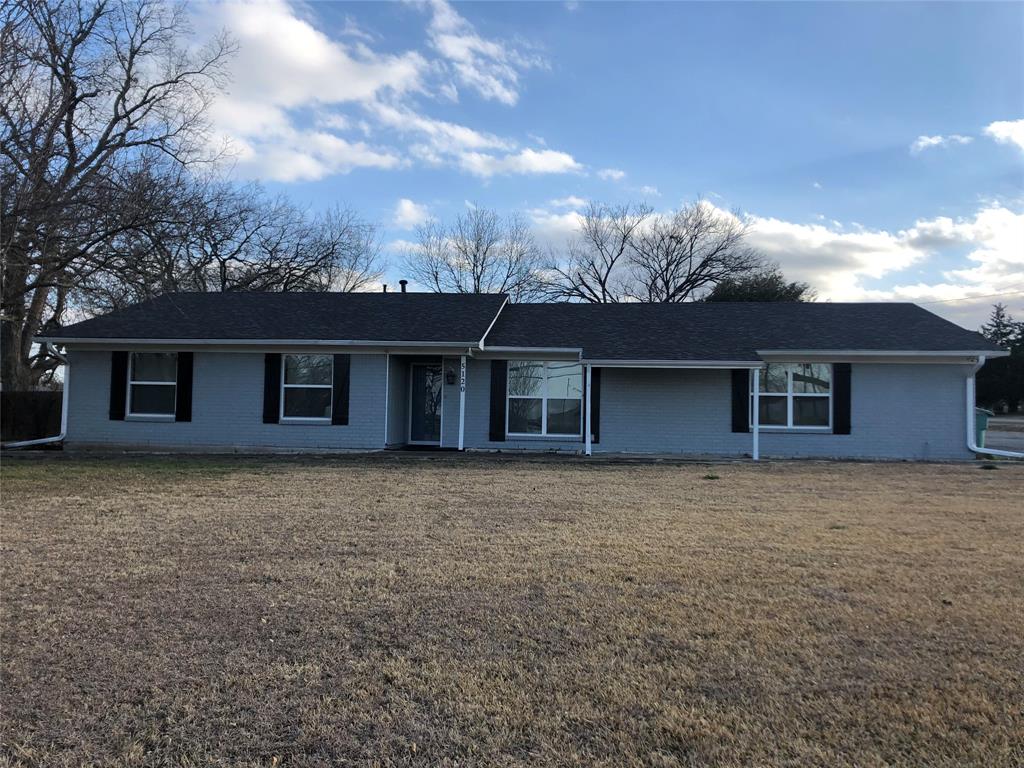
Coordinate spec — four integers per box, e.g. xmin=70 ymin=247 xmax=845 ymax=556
xmin=37 ymin=337 xmax=480 ymax=354
xmin=483 ymin=346 xmax=583 ymax=355
xmin=756 ymin=349 xmax=1009 ymax=363
xmin=581 ymin=359 xmax=762 ymax=369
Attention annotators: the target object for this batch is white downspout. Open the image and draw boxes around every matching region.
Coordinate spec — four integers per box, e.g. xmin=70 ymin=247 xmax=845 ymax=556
xmin=966 ymin=355 xmax=1023 ymax=459
xmin=751 ymin=367 xmax=760 ymax=461
xmin=584 ymin=363 xmax=592 ymax=456
xmin=3 ymin=344 xmax=70 ymax=449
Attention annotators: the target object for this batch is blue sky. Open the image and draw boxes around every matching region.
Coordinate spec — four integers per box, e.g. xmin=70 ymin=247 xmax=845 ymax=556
xmin=193 ymin=0 xmax=1024 ymax=326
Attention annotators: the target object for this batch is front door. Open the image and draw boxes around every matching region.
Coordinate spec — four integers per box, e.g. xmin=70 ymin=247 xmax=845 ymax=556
xmin=409 ymin=364 xmax=442 ymax=444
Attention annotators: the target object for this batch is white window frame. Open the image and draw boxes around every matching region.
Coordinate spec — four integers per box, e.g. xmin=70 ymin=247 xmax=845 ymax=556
xmin=127 ymin=352 xmax=177 ymax=418
xmin=280 ymin=354 xmax=333 ymax=424
xmin=506 ymin=360 xmax=583 ymax=438
xmin=750 ymin=363 xmax=832 ymax=431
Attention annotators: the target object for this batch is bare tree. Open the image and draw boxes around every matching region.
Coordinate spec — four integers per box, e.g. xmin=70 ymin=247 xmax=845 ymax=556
xmin=310 ymin=205 xmax=385 ymax=293
xmin=544 ymin=202 xmax=651 ymax=303
xmin=627 ymin=201 xmax=762 ymax=302
xmin=78 ymin=183 xmax=386 ymax=313
xmin=1 ymin=0 xmax=234 ymax=388
xmin=405 ymin=207 xmax=544 ymax=301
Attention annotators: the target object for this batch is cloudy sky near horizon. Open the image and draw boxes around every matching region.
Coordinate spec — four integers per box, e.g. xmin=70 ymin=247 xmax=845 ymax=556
xmin=191 ymin=0 xmax=1024 ymax=328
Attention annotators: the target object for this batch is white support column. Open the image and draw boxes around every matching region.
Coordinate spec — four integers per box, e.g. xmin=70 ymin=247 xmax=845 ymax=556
xmin=458 ymin=354 xmax=467 ymax=451
xmin=751 ymin=367 xmax=760 ymax=462
xmin=585 ymin=363 xmax=592 ymax=456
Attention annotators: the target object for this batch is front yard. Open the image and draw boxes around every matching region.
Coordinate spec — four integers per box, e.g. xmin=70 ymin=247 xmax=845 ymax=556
xmin=1 ymin=455 xmax=1022 ymax=767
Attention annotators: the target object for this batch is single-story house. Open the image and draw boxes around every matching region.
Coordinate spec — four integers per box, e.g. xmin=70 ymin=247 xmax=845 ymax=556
xmin=36 ymin=292 xmax=1009 ymax=459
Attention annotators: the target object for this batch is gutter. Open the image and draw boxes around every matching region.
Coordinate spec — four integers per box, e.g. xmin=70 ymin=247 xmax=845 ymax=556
xmin=966 ymin=355 xmax=1023 ymax=459
xmin=2 ymin=344 xmax=70 ymax=449
xmin=35 ymin=336 xmax=482 ymax=348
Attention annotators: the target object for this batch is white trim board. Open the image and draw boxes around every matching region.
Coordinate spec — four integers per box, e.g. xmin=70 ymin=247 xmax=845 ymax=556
xmin=582 ymin=359 xmax=763 ymax=369
xmin=38 ymin=337 xmax=482 ymax=349
xmin=756 ymin=350 xmax=1006 ymax=364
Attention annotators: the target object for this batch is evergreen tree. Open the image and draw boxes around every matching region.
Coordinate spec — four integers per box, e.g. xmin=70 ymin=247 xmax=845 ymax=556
xmin=977 ymin=303 xmax=1024 ymax=412
xmin=980 ymin=303 xmax=1018 ymax=348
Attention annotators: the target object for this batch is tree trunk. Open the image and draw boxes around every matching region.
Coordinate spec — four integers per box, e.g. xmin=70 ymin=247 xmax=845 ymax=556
xmin=0 ymin=313 xmax=34 ymax=391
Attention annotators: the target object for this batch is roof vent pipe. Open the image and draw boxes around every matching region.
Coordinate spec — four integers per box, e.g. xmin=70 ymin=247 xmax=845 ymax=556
xmin=382 ymin=284 xmax=388 ymax=293
xmin=399 ymin=279 xmax=408 ymax=293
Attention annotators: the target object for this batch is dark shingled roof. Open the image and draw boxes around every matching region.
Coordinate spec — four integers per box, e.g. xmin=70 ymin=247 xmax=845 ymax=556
xmin=42 ymin=293 xmax=1000 ymax=359
xmin=43 ymin=292 xmax=508 ymax=344
xmin=488 ymin=302 xmax=1002 ymax=360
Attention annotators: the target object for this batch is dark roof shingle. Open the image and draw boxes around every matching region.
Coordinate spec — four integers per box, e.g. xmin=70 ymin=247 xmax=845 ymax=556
xmin=44 ymin=292 xmax=508 ymax=344
xmin=43 ymin=292 xmax=1000 ymax=359
xmin=487 ymin=302 xmax=1001 ymax=360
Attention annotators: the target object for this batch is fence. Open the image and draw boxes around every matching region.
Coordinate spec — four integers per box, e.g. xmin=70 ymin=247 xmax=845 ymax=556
xmin=1 ymin=391 xmax=63 ymax=443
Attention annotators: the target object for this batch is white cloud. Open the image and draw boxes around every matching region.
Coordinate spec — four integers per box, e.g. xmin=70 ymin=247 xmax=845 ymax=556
xmin=190 ymin=0 xmax=582 ymax=182
xmin=459 ymin=148 xmax=583 ymax=178
xmin=550 ymin=195 xmax=587 ymax=209
xmin=386 ymin=238 xmax=421 ymax=253
xmin=249 ymin=130 xmax=401 ymax=182
xmin=744 ymin=214 xmax=927 ymax=298
xmin=368 ymin=101 xmax=512 ymax=153
xmin=193 ymin=0 xmax=424 ymax=180
xmin=812 ymin=181 xmax=822 ymax=190
xmin=598 ymin=168 xmax=626 ymax=181
xmin=422 ymin=0 xmax=545 ymax=106
xmin=394 ymin=198 xmax=431 ymax=228
xmin=528 ymin=208 xmax=585 ymax=248
xmin=910 ymin=134 xmax=973 ymax=154
xmin=983 ymin=119 xmax=1024 ymax=151
xmin=638 ymin=185 xmax=660 ymax=197
xmin=743 ymin=204 xmax=1024 ymax=325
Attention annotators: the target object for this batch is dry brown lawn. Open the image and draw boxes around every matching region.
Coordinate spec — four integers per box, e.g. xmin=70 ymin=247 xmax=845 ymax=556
xmin=1 ymin=455 xmax=1022 ymax=767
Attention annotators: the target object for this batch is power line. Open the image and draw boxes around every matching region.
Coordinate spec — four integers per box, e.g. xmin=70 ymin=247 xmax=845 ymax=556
xmin=916 ymin=287 xmax=1024 ymax=305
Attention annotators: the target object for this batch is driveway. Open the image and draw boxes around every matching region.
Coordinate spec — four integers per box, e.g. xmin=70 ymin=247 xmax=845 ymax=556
xmin=985 ymin=415 xmax=1024 ymax=453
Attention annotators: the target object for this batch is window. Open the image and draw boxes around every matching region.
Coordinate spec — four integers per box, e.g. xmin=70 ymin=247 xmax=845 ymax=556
xmin=282 ymin=354 xmax=333 ymax=421
xmin=508 ymin=361 xmax=583 ymax=436
xmin=750 ymin=363 xmax=831 ymax=429
xmin=128 ymin=352 xmax=177 ymax=416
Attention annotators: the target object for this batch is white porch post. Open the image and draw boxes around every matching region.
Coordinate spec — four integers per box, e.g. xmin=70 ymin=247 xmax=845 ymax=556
xmin=585 ymin=363 xmax=592 ymax=456
xmin=458 ymin=354 xmax=467 ymax=451
xmin=752 ymin=367 xmax=760 ymax=462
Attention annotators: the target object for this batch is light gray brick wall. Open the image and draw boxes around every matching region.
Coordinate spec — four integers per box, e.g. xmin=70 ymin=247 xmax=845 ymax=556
xmin=464 ymin=359 xmax=973 ymax=460
xmin=65 ymin=350 xmax=974 ymax=459
xmin=66 ymin=350 xmax=386 ymax=450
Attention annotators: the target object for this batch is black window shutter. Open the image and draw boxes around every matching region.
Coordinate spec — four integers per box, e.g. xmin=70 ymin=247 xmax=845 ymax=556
xmin=263 ymin=353 xmax=281 ymax=424
xmin=833 ymin=363 xmax=852 ymax=434
xmin=590 ymin=367 xmax=601 ymax=444
xmin=489 ymin=360 xmax=507 ymax=442
xmin=109 ymin=351 xmax=128 ymax=420
xmin=332 ymin=354 xmax=350 ymax=425
xmin=731 ymin=369 xmax=749 ymax=433
xmin=175 ymin=352 xmax=193 ymax=422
